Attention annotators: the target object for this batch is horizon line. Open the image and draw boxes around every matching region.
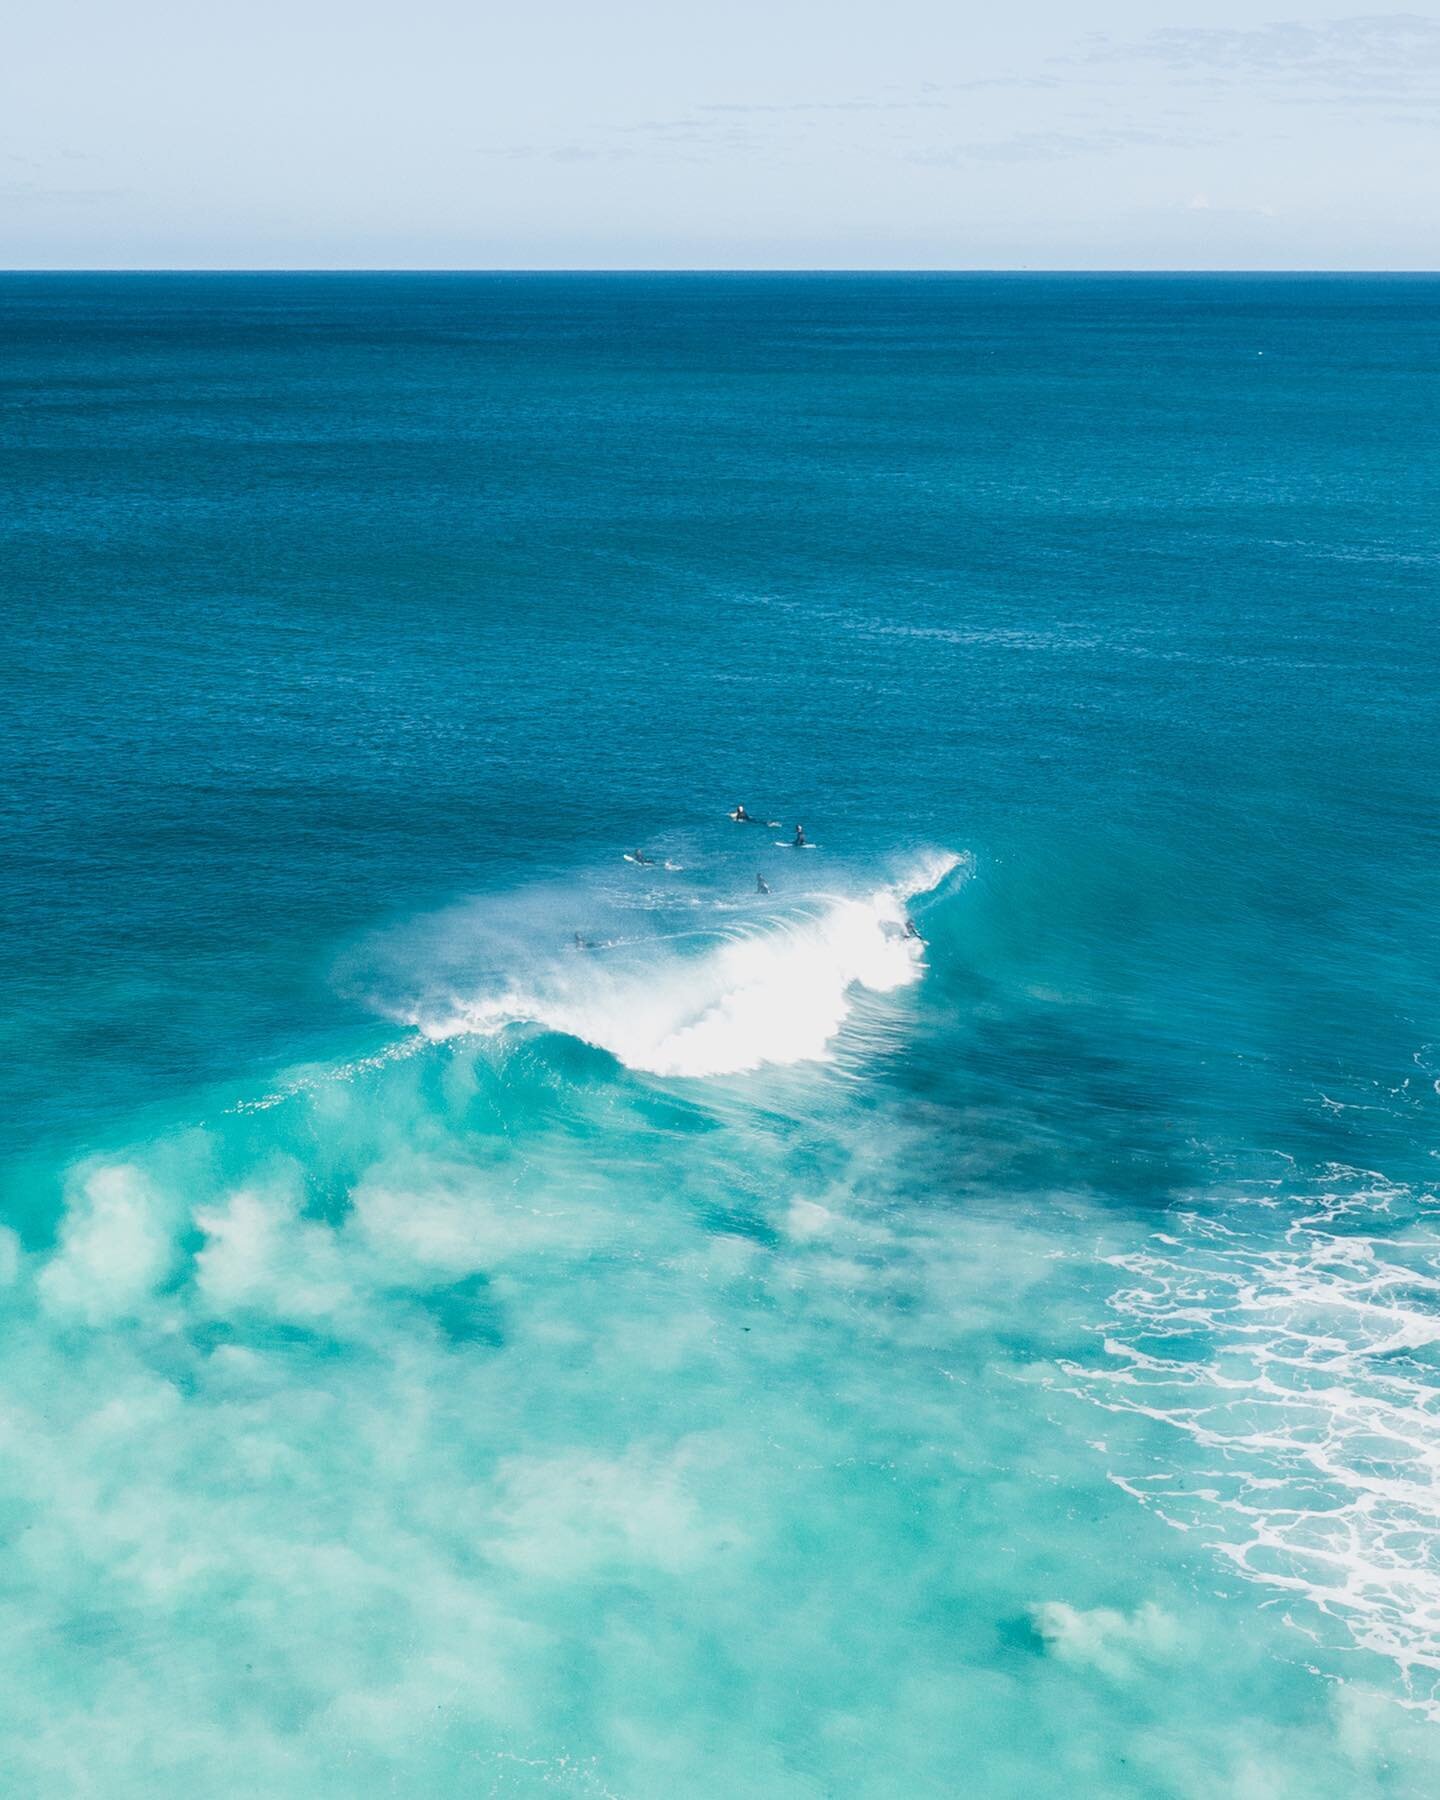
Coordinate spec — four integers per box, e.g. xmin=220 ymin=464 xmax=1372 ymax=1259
xmin=3 ymin=266 xmax=1439 ymax=278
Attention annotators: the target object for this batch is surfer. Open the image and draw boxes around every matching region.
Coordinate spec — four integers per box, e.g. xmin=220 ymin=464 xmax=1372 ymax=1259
xmin=903 ymin=918 xmax=923 ymax=941
xmin=629 ymin=849 xmax=654 ymax=866
xmin=756 ymin=873 xmax=770 ymax=894
xmin=792 ymin=823 xmax=807 ymax=847
xmin=730 ymin=803 xmax=754 ymax=823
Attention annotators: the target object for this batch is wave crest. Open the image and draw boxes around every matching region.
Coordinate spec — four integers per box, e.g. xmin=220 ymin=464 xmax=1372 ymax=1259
xmin=392 ymin=851 xmax=962 ymax=1079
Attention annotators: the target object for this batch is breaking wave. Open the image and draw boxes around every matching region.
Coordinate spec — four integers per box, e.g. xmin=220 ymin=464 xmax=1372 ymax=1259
xmin=361 ymin=851 xmax=964 ymax=1080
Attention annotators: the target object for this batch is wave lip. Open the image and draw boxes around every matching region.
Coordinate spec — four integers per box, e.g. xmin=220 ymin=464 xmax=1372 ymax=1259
xmin=403 ymin=852 xmax=961 ymax=1079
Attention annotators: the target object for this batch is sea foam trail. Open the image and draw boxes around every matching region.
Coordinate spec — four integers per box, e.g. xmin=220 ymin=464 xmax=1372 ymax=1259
xmin=389 ymin=852 xmax=962 ymax=1079
xmin=1064 ymin=1170 xmax=1440 ymax=1719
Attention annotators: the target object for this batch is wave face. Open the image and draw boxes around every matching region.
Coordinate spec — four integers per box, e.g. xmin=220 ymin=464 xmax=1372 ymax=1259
xmin=365 ymin=852 xmax=962 ymax=1079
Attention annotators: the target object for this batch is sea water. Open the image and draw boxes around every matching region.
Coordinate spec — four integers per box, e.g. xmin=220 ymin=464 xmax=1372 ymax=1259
xmin=2 ymin=274 xmax=1438 ymax=1796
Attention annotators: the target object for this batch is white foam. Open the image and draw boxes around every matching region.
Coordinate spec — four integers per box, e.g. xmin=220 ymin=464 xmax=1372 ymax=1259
xmin=400 ymin=852 xmax=961 ymax=1079
xmin=1064 ymin=1174 xmax=1440 ymax=1718
xmin=38 ymin=1164 xmax=178 ymax=1325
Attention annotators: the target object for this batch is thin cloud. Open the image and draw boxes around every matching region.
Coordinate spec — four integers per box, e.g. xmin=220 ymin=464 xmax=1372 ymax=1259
xmin=1078 ymin=12 xmax=1440 ymax=96
xmin=695 ymin=97 xmax=950 ymax=115
xmin=912 ymin=125 xmax=1217 ymax=166
xmin=472 ymin=144 xmax=658 ymax=165
xmin=0 ymin=180 xmax=126 ymax=204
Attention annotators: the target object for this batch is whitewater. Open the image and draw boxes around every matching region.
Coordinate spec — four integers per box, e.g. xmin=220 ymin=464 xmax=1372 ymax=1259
xmin=381 ymin=852 xmax=964 ymax=1078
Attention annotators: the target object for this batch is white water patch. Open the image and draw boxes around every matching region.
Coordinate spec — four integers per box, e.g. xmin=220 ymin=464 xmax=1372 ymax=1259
xmin=388 ymin=852 xmax=961 ymax=1079
xmin=1065 ymin=1170 xmax=1440 ymax=1719
xmin=12 ymin=1079 xmax=1440 ymax=1793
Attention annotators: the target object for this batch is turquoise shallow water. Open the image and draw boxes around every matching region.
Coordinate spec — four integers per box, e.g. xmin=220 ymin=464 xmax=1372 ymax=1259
xmin=2 ymin=274 xmax=1439 ymax=1795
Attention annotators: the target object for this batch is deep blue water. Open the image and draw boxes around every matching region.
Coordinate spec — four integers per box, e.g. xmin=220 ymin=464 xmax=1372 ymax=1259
xmin=2 ymin=274 xmax=1439 ymax=1796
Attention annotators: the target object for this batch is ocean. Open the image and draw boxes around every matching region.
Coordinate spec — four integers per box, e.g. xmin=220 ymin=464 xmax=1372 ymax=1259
xmin=2 ymin=272 xmax=1438 ymax=1796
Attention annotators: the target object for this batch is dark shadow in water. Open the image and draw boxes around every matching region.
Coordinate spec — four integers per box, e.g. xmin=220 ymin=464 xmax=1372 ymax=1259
xmin=416 ymin=1271 xmax=506 ymax=1348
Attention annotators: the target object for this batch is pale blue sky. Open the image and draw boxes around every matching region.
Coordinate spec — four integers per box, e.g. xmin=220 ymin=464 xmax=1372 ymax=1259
xmin=4 ymin=3 xmax=1437 ymax=267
